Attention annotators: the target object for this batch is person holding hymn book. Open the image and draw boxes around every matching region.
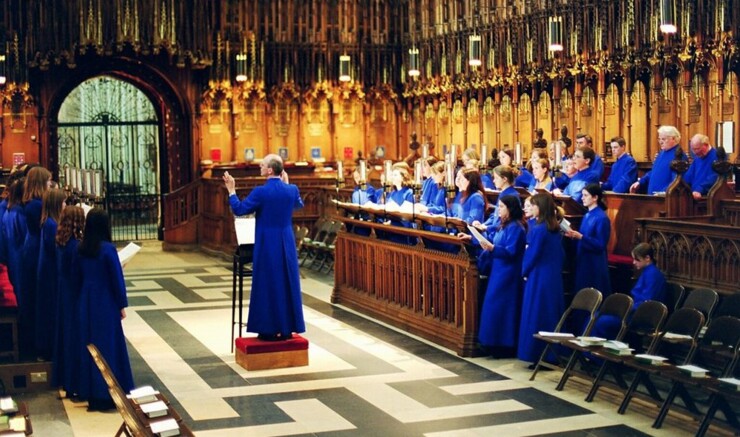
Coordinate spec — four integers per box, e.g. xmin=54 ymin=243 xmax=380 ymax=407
xmin=555 ymin=145 xmax=600 ymax=203
xmin=419 ymin=156 xmax=440 ymax=205
xmin=518 ymin=193 xmax=565 ymax=366
xmin=52 ymin=206 xmax=84 ymax=396
xmin=564 ymin=184 xmax=612 ymax=296
xmin=20 ymin=166 xmax=52 ymax=359
xmin=601 ymin=136 xmax=637 ymax=193
xmin=223 ymin=154 xmax=305 ymax=342
xmin=476 ymin=196 xmax=527 ymax=358
xmin=73 ymin=208 xmax=134 ymax=411
xmin=527 ymin=158 xmax=554 ymax=192
xmin=35 ymin=188 xmax=67 ymax=360
xmin=449 ymin=168 xmax=487 ymax=225
xmin=684 ymin=134 xmax=719 ymax=199
xmin=473 ymin=165 xmax=520 ymax=235
xmin=590 ymin=243 xmax=667 ymax=340
xmin=630 ymin=125 xmax=687 ymax=194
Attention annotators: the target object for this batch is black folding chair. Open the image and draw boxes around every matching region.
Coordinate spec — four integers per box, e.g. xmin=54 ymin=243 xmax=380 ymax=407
xmin=714 ymin=293 xmax=740 ymax=319
xmin=653 ymin=316 xmax=740 ymax=433
xmin=662 ymin=282 xmax=685 ymax=313
xmin=616 ymin=307 xmax=705 ymax=414
xmin=555 ymin=293 xmax=634 ymax=391
xmin=530 ymin=287 xmax=602 ymax=381
xmin=681 ymin=287 xmax=719 ymax=325
xmin=585 ymin=300 xmax=668 ymax=403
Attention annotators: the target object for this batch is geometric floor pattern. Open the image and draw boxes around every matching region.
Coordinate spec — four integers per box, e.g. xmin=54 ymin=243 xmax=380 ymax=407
xmin=26 ymin=244 xmax=698 ymax=436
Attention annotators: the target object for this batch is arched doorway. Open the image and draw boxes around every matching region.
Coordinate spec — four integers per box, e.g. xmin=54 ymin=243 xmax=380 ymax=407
xmin=56 ymin=76 xmax=161 ymax=241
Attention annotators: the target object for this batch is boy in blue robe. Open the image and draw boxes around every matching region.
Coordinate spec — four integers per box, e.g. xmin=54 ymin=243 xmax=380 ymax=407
xmin=601 ymin=136 xmax=637 ymax=193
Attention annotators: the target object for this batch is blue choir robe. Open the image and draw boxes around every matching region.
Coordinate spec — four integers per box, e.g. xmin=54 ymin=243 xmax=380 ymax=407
xmin=563 ymin=167 xmax=600 ymax=203
xmin=515 ymin=168 xmax=534 ymax=188
xmin=351 ymin=185 xmax=376 ymax=205
xmin=591 ymin=263 xmax=666 ymax=339
xmin=602 ymin=154 xmax=637 ymax=193
xmin=229 ymin=178 xmax=306 ymax=335
xmin=527 ymin=179 xmax=554 ymax=193
xmin=591 ymin=154 xmax=605 ymax=179
xmin=482 ymin=186 xmax=519 ymax=230
xmin=35 ymin=218 xmax=58 ymax=358
xmin=518 ymin=222 xmax=565 ymax=362
xmin=2 ymin=205 xmax=26 ymax=295
xmin=573 ymin=207 xmax=611 ymax=295
xmin=0 ymin=199 xmax=7 ymax=265
xmin=554 ymin=173 xmax=571 ymax=190
xmin=20 ymin=198 xmax=42 ymax=355
xmin=52 ymin=237 xmax=79 ymax=391
xmin=451 ymin=192 xmax=485 ymax=225
xmin=73 ymin=242 xmax=134 ymax=402
xmin=638 ymin=145 xmax=687 ymax=194
xmin=684 ymin=148 xmax=719 ymax=195
xmin=420 ymin=178 xmax=438 ymax=205
xmin=481 ymin=173 xmax=495 ymax=190
xmin=478 ymin=221 xmax=526 ymax=348
xmin=384 ymin=187 xmax=416 ymax=244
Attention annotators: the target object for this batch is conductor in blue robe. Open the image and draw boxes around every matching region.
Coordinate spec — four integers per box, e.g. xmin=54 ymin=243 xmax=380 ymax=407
xmin=73 ymin=208 xmax=134 ymax=411
xmin=564 ymin=184 xmax=611 ymax=296
xmin=684 ymin=134 xmax=719 ymax=199
xmin=224 ymin=154 xmax=306 ymax=340
xmin=477 ymin=196 xmax=526 ymax=355
xmin=518 ymin=193 xmax=565 ymax=364
xmin=601 ymin=137 xmax=637 ymax=193
xmin=630 ymin=125 xmax=687 ymax=194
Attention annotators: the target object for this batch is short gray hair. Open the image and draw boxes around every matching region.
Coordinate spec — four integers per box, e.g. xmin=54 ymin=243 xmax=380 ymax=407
xmin=658 ymin=125 xmax=681 ymax=143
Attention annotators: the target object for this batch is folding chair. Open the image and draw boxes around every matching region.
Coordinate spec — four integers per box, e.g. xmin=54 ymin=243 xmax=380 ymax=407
xmin=662 ymin=282 xmax=685 ymax=314
xmin=300 ymin=220 xmax=334 ymax=266
xmin=529 ymin=287 xmax=602 ymax=381
xmin=555 ymin=293 xmax=634 ymax=391
xmin=616 ymin=307 xmax=705 ymax=414
xmin=713 ymin=293 xmax=740 ymax=319
xmin=653 ymin=316 xmax=740 ymax=433
xmin=585 ymin=300 xmax=668 ymax=403
xmin=681 ymin=287 xmax=719 ymax=325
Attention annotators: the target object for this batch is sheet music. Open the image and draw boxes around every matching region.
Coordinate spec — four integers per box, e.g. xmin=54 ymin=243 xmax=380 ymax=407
xmin=118 ymin=242 xmax=141 ymax=267
xmin=235 ymin=216 xmax=256 ymax=245
xmin=559 ymin=217 xmax=572 ymax=233
xmin=467 ymin=225 xmax=491 ymax=246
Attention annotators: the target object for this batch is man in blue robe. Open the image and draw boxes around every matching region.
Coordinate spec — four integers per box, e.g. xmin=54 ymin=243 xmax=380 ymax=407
xmin=630 ymin=125 xmax=687 ymax=194
xmin=575 ymin=133 xmax=604 ymax=179
xmin=601 ymin=136 xmax=637 ymax=193
xmin=224 ymin=155 xmax=305 ymax=341
xmin=684 ymin=134 xmax=719 ymax=199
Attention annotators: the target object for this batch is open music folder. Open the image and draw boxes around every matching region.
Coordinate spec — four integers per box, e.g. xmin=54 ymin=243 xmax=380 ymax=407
xmin=234 ymin=216 xmax=256 ymax=245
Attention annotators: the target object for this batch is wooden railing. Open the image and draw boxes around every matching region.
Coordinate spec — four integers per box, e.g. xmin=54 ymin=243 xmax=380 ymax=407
xmin=162 ymin=179 xmax=202 ymax=245
xmin=332 ymin=208 xmax=481 ymax=357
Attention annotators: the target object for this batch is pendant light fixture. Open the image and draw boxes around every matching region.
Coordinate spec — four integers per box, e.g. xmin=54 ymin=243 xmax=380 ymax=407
xmin=548 ymin=16 xmax=563 ymax=51
xmin=659 ymin=0 xmax=677 ymax=34
xmin=468 ymin=34 xmax=482 ymax=67
xmin=339 ymin=54 xmax=351 ymax=82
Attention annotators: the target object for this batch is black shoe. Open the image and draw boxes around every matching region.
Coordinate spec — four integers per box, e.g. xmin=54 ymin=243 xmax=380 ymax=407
xmin=257 ymin=333 xmax=293 ymax=341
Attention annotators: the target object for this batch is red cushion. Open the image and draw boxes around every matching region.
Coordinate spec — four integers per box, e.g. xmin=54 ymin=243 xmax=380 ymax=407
xmin=608 ymin=253 xmax=633 ymax=267
xmin=235 ymin=335 xmax=308 ymax=354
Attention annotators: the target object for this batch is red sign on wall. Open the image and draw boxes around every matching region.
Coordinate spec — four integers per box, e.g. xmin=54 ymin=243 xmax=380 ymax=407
xmin=344 ymin=147 xmax=354 ymax=159
xmin=210 ymin=148 xmax=222 ymax=161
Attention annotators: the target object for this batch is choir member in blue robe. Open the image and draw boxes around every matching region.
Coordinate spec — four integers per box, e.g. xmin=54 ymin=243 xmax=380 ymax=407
xmin=684 ymin=134 xmax=719 ymax=199
xmin=554 ymin=159 xmax=577 ymax=190
xmin=477 ymin=165 xmax=520 ymax=232
xmin=224 ymin=154 xmax=305 ymax=339
xmin=575 ymin=133 xmax=605 ymax=178
xmin=564 ymin=184 xmax=611 ymax=295
xmin=477 ymin=195 xmax=526 ymax=356
xmin=527 ymin=158 xmax=554 ymax=193
xmin=601 ymin=137 xmax=637 ymax=193
xmin=449 ymin=168 xmax=486 ymax=225
xmin=558 ymin=146 xmax=600 ymax=203
xmin=383 ymin=167 xmax=416 ymax=244
xmin=19 ymin=166 xmax=51 ymax=358
xmin=630 ymin=125 xmax=687 ymax=194
xmin=518 ymin=193 xmax=565 ymax=364
xmin=2 ymin=179 xmax=26 ymax=295
xmin=73 ymin=208 xmax=134 ymax=411
xmin=35 ymin=188 xmax=67 ymax=359
xmin=419 ymin=156 xmax=440 ymax=205
xmin=590 ymin=243 xmax=666 ymax=339
xmin=52 ymin=206 xmax=84 ymax=393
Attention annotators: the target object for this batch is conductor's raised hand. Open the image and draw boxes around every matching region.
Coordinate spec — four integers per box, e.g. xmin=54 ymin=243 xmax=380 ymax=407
xmin=223 ymin=171 xmax=236 ymax=194
xmin=280 ymin=170 xmax=290 ymax=184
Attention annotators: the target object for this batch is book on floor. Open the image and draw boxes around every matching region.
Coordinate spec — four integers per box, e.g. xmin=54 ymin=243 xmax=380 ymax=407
xmin=150 ymin=417 xmax=180 ymax=436
xmin=676 ymin=364 xmax=708 ymax=378
xmin=128 ymin=386 xmax=160 ymax=404
xmin=140 ymin=400 xmax=169 ymax=418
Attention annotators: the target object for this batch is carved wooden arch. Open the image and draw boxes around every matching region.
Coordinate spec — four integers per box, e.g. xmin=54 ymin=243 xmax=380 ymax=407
xmin=43 ymin=57 xmax=193 ymax=192
xmin=714 ymin=239 xmax=740 ymax=289
xmin=689 ymin=235 xmax=716 ymax=283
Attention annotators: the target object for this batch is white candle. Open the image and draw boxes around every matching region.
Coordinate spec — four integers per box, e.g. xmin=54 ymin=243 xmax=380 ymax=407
xmin=94 ymin=171 xmax=102 ymax=197
xmin=446 ymin=160 xmax=454 ymax=187
xmin=555 ymin=142 xmax=562 ymax=167
xmin=422 ymin=144 xmax=429 ymax=158
xmin=384 ymin=160 xmax=392 ymax=185
xmin=415 ymin=161 xmax=422 ymax=185
xmin=84 ymin=170 xmax=92 ymax=196
xmin=64 ymin=166 xmax=71 ymax=188
xmin=481 ymin=145 xmax=488 ymax=166
xmin=515 ymin=143 xmax=522 ymax=166
xmin=337 ymin=161 xmax=343 ymax=182
xmin=359 ymin=160 xmax=367 ymax=183
xmin=450 ymin=144 xmax=457 ymax=164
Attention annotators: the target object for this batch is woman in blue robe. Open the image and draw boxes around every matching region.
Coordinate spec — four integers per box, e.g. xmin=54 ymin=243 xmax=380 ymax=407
xmin=527 ymin=158 xmax=554 ymax=193
xmin=591 ymin=243 xmax=666 ymax=339
xmin=19 ymin=166 xmax=51 ymax=358
xmin=225 ymin=155 xmax=306 ymax=339
xmin=419 ymin=156 xmax=440 ymax=206
xmin=449 ymin=168 xmax=486 ymax=225
xmin=477 ymin=195 xmax=526 ymax=356
xmin=73 ymin=208 xmax=134 ymax=411
xmin=2 ymin=178 xmax=25 ymax=295
xmin=478 ymin=165 xmax=520 ymax=233
xmin=379 ymin=167 xmax=415 ymax=244
xmin=35 ymin=188 xmax=67 ymax=359
xmin=564 ymin=183 xmax=611 ymax=296
xmin=52 ymin=206 xmax=84 ymax=393
xmin=518 ymin=193 xmax=565 ymax=364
